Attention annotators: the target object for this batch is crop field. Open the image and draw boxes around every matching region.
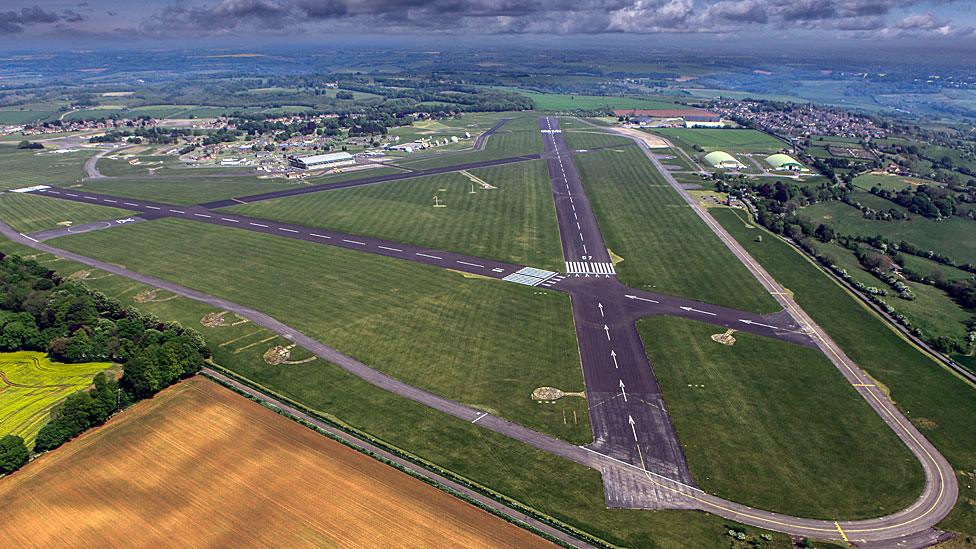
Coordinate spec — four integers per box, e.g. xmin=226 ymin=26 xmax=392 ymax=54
xmin=224 ymin=160 xmax=564 ymax=270
xmin=652 ymin=128 xmax=786 ymax=153
xmin=0 ymin=109 xmax=61 ymax=125
xmin=0 ymin=351 xmax=114 ymax=447
xmin=0 ymin=192 xmax=133 ymax=234
xmin=516 ymin=91 xmax=682 ymax=111
xmin=639 ymin=316 xmax=921 ymax=518
xmin=0 ymin=146 xmax=93 ymax=190
xmin=712 ymin=207 xmax=976 ymax=537
xmin=0 ymin=377 xmax=552 ymax=548
xmin=0 ymin=236 xmax=795 ymax=547
xmin=574 ymin=147 xmax=780 ymax=313
xmin=73 ymin=175 xmax=304 ymax=205
xmin=800 ymin=197 xmax=976 ymax=265
xmin=561 ymin=130 xmax=635 ymax=150
xmin=53 ymin=218 xmax=590 ymax=443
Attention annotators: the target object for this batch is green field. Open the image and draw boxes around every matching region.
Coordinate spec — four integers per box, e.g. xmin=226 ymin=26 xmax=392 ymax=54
xmin=574 ymin=147 xmax=780 ymax=313
xmin=0 ymin=109 xmax=61 ymax=125
xmin=561 ymin=130 xmax=635 ymax=151
xmin=640 ymin=316 xmax=921 ymax=518
xmin=73 ymin=176 xmax=303 ymax=205
xmin=394 ymin=115 xmax=543 ymax=170
xmin=850 ymin=173 xmax=935 ymax=192
xmin=0 ymin=192 xmax=133 ymax=234
xmin=0 ymin=147 xmax=93 ymax=190
xmin=0 ymin=239 xmax=801 ymax=548
xmin=0 ymin=351 xmax=115 ymax=447
xmin=52 ymin=218 xmax=589 ymax=443
xmin=800 ymin=197 xmax=976 ymax=266
xmin=224 ymin=160 xmax=564 ymax=270
xmin=515 ymin=91 xmax=682 ymax=111
xmin=652 ymin=128 xmax=786 ymax=153
xmin=712 ymin=207 xmax=976 ymax=537
xmin=813 ymin=240 xmax=972 ymax=343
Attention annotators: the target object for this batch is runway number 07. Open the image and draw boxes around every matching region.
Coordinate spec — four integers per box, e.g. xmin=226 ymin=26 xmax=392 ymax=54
xmin=581 ymin=255 xmax=592 ymax=260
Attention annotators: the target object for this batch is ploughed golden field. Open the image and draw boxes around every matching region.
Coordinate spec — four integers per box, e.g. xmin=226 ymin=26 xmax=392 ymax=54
xmin=0 ymin=376 xmax=551 ymax=548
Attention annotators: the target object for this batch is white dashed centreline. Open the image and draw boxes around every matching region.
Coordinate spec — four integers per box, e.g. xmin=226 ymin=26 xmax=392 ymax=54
xmin=378 ymin=246 xmax=402 ymax=252
xmin=278 ymin=227 xmax=298 ymax=233
xmin=343 ymin=239 xmax=366 ymax=245
xmin=250 ymin=222 xmax=268 ymax=227
xmin=310 ymin=233 xmax=331 ymax=239
xmin=416 ymin=253 xmax=442 ymax=260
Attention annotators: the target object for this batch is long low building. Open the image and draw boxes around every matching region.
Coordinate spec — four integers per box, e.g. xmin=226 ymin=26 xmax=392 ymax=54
xmin=288 ymin=152 xmax=356 ymax=170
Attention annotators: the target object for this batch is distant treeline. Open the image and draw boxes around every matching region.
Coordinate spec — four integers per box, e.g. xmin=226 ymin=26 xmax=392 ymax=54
xmin=0 ymin=253 xmax=210 ymax=475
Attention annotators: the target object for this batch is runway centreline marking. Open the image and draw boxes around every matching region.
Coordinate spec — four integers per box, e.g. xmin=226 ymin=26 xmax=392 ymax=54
xmin=249 ymin=222 xmax=268 ymax=227
xmin=417 ymin=252 xmax=442 ymax=260
xmin=343 ymin=239 xmax=366 ymax=246
xmin=310 ymin=233 xmax=331 ymax=239
xmin=169 ymin=209 xmax=185 ymax=214
xmin=378 ymin=245 xmax=402 ymax=252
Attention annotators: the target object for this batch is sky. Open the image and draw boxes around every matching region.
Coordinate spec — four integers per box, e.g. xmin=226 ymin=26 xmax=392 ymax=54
xmin=1 ymin=0 xmax=975 ymax=47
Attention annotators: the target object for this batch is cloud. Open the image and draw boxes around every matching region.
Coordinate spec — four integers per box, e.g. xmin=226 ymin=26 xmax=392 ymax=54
xmin=96 ymin=0 xmax=975 ymax=40
xmin=0 ymin=6 xmax=84 ymax=34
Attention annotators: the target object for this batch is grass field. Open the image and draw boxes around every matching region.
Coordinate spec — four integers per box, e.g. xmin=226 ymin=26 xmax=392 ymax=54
xmin=813 ymin=240 xmax=972 ymax=343
xmin=224 ymin=160 xmax=564 ymax=270
xmin=800 ymin=197 xmax=976 ymax=266
xmin=574 ymin=147 xmax=780 ymax=313
xmin=73 ymin=176 xmax=304 ymax=205
xmin=0 ymin=351 xmax=114 ymax=447
xmin=0 ymin=192 xmax=133 ymax=234
xmin=561 ymin=130 xmax=635 ymax=151
xmin=712 ymin=207 xmax=976 ymax=538
xmin=850 ymin=173 xmax=936 ymax=191
xmin=639 ymin=316 xmax=922 ymax=518
xmin=0 ymin=147 xmax=92 ymax=190
xmin=652 ymin=128 xmax=786 ymax=153
xmin=0 ymin=237 xmax=800 ymax=548
xmin=52 ymin=218 xmax=589 ymax=443
xmin=394 ymin=115 xmax=544 ymax=171
xmin=0 ymin=377 xmax=551 ymax=548
xmin=516 ymin=91 xmax=683 ymax=111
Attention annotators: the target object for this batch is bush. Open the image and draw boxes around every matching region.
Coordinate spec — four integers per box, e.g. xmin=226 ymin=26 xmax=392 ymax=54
xmin=0 ymin=435 xmax=29 ymax=474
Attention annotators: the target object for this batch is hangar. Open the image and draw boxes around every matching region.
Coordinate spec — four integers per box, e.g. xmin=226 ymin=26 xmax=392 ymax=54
xmin=765 ymin=153 xmax=805 ymax=171
xmin=704 ymin=151 xmax=745 ymax=170
xmin=288 ymin=152 xmax=356 ymax=170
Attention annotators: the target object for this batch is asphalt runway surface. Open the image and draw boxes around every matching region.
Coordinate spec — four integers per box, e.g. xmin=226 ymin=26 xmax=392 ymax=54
xmin=5 ymin=116 xmax=963 ymax=546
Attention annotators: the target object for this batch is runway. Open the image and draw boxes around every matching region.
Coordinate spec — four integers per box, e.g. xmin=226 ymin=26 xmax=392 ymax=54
xmin=4 ymin=115 xmax=961 ymax=546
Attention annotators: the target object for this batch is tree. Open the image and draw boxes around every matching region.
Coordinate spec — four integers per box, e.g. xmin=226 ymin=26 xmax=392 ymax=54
xmin=16 ymin=140 xmax=43 ymax=150
xmin=0 ymin=435 xmax=29 ymax=474
xmin=814 ymin=224 xmax=835 ymax=243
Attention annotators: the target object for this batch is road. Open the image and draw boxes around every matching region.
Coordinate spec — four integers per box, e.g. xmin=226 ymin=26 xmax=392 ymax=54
xmin=3 ymin=117 xmax=963 ymax=546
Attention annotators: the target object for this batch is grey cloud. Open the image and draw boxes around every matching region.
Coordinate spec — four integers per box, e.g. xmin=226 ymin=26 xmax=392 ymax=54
xmin=0 ymin=6 xmax=81 ymax=34
xmin=131 ymin=0 xmax=970 ymax=38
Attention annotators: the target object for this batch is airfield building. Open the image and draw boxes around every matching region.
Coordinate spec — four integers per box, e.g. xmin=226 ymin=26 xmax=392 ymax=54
xmin=765 ymin=153 xmax=805 ymax=172
xmin=288 ymin=152 xmax=356 ymax=170
xmin=704 ymin=151 xmax=745 ymax=170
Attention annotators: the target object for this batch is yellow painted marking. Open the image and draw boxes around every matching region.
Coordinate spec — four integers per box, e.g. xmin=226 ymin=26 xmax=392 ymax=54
xmin=835 ymin=521 xmax=850 ymax=543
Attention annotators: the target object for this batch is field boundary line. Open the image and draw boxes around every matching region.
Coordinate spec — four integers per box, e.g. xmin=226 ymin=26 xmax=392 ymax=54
xmin=201 ymin=363 xmax=610 ymax=549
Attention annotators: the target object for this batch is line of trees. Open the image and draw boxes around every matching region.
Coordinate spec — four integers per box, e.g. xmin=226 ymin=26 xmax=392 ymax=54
xmin=0 ymin=253 xmax=211 ymax=474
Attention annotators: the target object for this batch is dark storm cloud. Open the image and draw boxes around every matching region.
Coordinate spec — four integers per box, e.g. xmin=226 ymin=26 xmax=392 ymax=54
xmin=118 ymin=0 xmax=973 ymax=39
xmin=0 ymin=6 xmax=87 ymax=34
